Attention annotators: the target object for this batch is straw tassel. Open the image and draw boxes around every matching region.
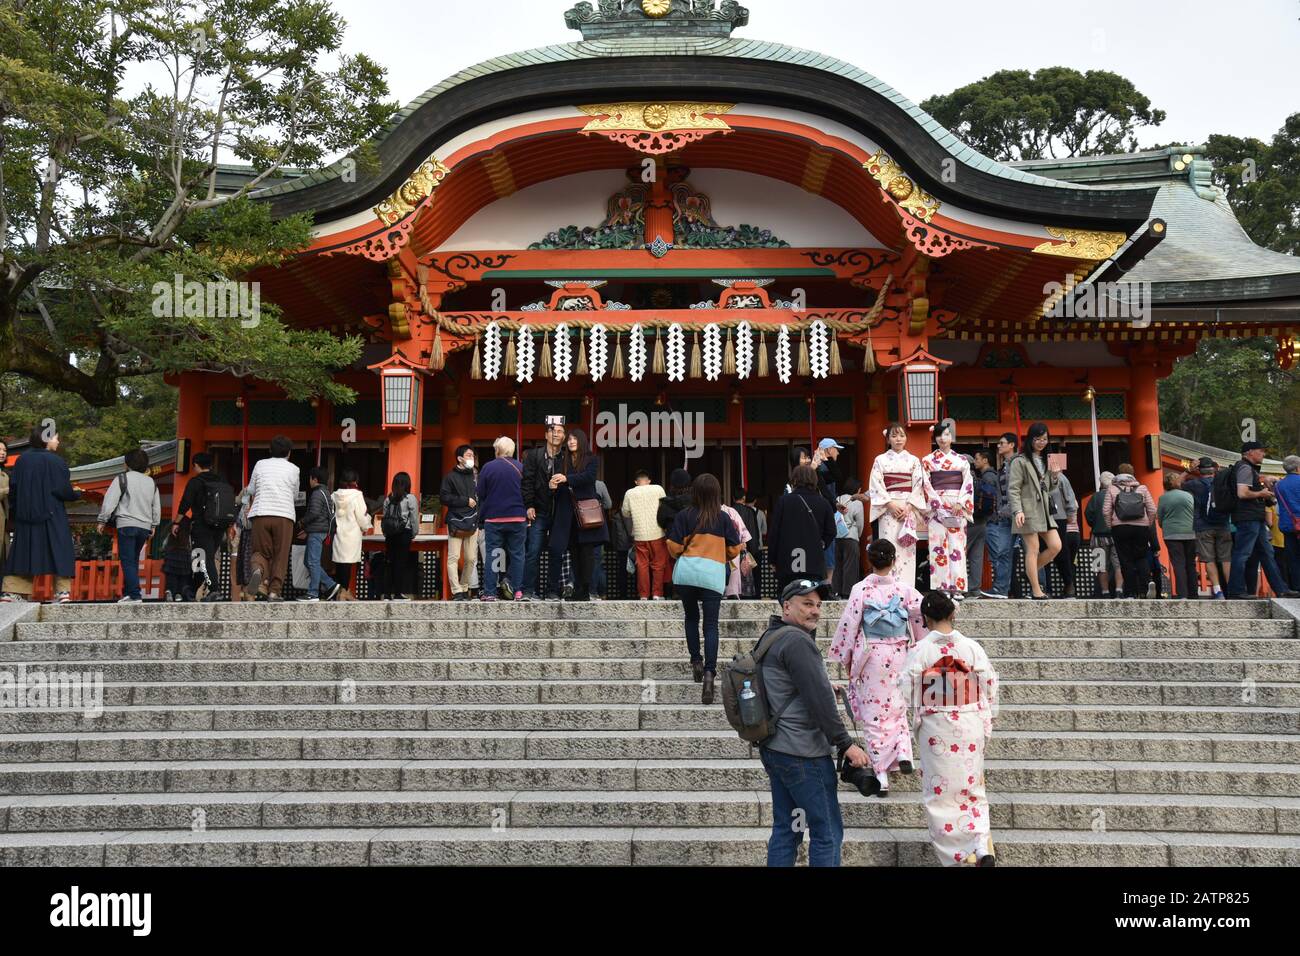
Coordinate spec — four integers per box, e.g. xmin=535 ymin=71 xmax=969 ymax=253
xmin=830 ymin=330 xmax=843 ymax=376
xmin=864 ymin=333 xmax=877 ymax=374
xmin=429 ymin=330 xmax=445 ymax=371
xmin=576 ymin=329 xmax=589 ymax=377
xmin=470 ymin=333 xmax=483 ymax=380
xmin=723 ymin=328 xmax=735 ymax=376
xmin=652 ymin=327 xmax=665 ymax=375
xmin=757 ymin=331 xmax=769 ymax=377
xmin=504 ymin=331 xmax=516 ymax=378
xmin=797 ymin=329 xmax=810 ymax=377
xmin=537 ymin=330 xmax=552 ymax=379
xmin=689 ymin=331 xmax=702 ymax=379
xmin=612 ymin=332 xmax=625 ymax=379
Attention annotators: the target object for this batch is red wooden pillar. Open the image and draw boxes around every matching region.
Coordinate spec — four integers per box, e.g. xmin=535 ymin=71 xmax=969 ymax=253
xmin=1129 ymin=352 xmax=1173 ymax=585
xmin=171 ymin=371 xmax=207 ymax=519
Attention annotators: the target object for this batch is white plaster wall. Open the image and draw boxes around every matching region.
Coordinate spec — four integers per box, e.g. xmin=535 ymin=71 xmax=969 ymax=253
xmin=438 ymin=167 xmax=884 ymax=251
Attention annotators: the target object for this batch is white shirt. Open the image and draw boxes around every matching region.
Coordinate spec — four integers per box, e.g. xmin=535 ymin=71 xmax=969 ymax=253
xmin=247 ymin=457 xmax=300 ymax=521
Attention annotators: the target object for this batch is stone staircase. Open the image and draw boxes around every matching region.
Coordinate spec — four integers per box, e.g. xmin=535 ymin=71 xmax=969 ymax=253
xmin=0 ymin=599 xmax=1298 ymax=866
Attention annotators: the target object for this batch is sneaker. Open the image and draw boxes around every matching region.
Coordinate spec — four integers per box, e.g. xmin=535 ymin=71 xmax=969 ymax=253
xmin=480 ymin=595 xmax=497 ymax=603
xmin=521 ymin=592 xmax=539 ymax=602
xmin=298 ymin=596 xmax=320 ymax=603
xmin=979 ymin=591 xmax=1008 ymax=600
xmin=117 ymin=595 xmax=142 ymax=604
xmin=513 ymin=591 xmax=524 ymax=602
xmin=562 ymin=586 xmax=574 ymax=600
xmin=324 ymin=584 xmax=342 ymax=602
xmin=1282 ymin=591 xmax=1300 ymax=599
xmin=452 ymin=592 xmax=468 ymax=602
xmin=243 ymin=567 xmax=264 ymax=600
xmin=0 ymin=593 xmax=18 ymax=603
xmin=55 ymin=592 xmax=72 ymax=604
xmin=164 ymin=590 xmax=173 ymax=602
xmin=652 ymin=596 xmax=665 ymax=602
xmin=268 ymin=594 xmax=284 ymax=603
xmin=1212 ymin=590 xmax=1226 ymax=600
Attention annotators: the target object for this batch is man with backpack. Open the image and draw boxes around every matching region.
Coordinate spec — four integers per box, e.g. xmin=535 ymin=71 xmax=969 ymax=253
xmin=731 ymin=578 xmax=869 ymax=867
xmin=173 ymin=452 xmax=236 ymax=601
xmin=1184 ymin=457 xmax=1230 ymax=600
xmin=1224 ymin=442 xmax=1300 ymax=599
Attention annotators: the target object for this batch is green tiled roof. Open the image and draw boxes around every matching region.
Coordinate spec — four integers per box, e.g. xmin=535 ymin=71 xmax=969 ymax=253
xmin=251 ymin=35 xmax=1076 ymax=202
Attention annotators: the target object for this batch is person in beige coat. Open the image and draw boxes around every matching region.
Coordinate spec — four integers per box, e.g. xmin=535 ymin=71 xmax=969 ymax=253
xmin=1007 ymin=422 xmax=1063 ymax=600
xmin=331 ymin=468 xmax=372 ymax=599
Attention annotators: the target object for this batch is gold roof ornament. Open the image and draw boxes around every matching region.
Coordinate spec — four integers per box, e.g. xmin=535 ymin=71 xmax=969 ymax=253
xmin=863 ymin=150 xmax=940 ymax=223
xmin=373 ymin=154 xmax=450 ymax=226
xmin=642 ymin=0 xmax=672 ymax=16
xmin=1032 ymin=226 xmax=1127 ymax=261
xmin=579 ymin=102 xmax=734 ymax=135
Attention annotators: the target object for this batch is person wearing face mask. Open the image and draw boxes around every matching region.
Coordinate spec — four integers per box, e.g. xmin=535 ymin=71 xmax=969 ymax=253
xmin=922 ymin=421 xmax=974 ymax=600
xmin=441 ymin=445 xmax=481 ymax=601
xmin=868 ymin=423 xmax=926 ymax=588
xmin=1007 ymin=423 xmax=1063 ymax=600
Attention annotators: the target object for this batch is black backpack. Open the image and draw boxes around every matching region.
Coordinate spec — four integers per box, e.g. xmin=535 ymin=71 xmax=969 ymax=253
xmin=381 ymin=498 xmax=406 ymax=537
xmin=202 ymin=479 xmax=237 ymax=529
xmin=1212 ymin=464 xmax=1240 ymax=515
xmin=1113 ymin=486 xmax=1147 ymax=522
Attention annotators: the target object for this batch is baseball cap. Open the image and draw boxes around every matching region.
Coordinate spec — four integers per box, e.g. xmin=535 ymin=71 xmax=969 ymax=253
xmin=1242 ymin=441 xmax=1266 ymax=453
xmin=779 ymin=579 xmax=834 ymax=603
xmin=818 ymin=438 xmax=845 ymax=451
xmin=1197 ymin=456 xmax=1216 ymax=474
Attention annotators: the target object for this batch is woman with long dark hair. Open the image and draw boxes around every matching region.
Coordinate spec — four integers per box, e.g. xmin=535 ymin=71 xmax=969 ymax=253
xmin=382 ymin=471 xmax=419 ymax=600
xmin=769 ymin=464 xmax=838 ymax=593
xmin=666 ymin=474 xmax=742 ymax=704
xmin=547 ymin=428 xmax=608 ymax=601
xmin=1007 ymin=422 xmax=1063 ymax=599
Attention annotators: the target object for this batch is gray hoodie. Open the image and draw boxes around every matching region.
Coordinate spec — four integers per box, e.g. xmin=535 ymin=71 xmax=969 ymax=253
xmin=98 ymin=470 xmax=161 ymax=532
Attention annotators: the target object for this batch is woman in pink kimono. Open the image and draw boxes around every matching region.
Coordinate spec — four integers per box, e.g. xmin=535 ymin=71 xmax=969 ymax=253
xmin=868 ymin=423 xmax=927 ymax=588
xmin=721 ymin=503 xmax=752 ymax=598
xmin=829 ymin=538 xmax=925 ymax=796
xmin=922 ymin=422 xmax=974 ymax=598
xmin=898 ymin=590 xmax=1000 ymax=867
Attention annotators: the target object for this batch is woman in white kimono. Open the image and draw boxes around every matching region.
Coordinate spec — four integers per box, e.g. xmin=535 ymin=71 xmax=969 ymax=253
xmin=829 ymin=538 xmax=925 ymax=796
xmin=922 ymin=422 xmax=974 ymax=598
xmin=898 ymin=590 xmax=999 ymax=867
xmin=868 ymin=423 xmax=927 ymax=587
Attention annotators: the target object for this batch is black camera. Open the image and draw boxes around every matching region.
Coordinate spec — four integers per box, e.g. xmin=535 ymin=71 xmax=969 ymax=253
xmin=837 ymin=747 xmax=881 ymax=797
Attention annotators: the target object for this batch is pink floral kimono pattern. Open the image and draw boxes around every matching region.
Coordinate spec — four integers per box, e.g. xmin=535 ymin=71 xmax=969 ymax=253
xmin=721 ymin=504 xmax=753 ymax=598
xmin=922 ymin=450 xmax=974 ymax=594
xmin=869 ymin=449 xmax=927 ymax=587
xmin=898 ymin=628 xmax=1000 ymax=866
xmin=829 ymin=573 xmax=925 ymax=776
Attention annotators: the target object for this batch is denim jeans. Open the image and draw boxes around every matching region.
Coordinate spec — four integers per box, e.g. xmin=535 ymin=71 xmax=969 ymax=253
xmin=117 ymin=527 xmax=151 ymax=600
xmin=591 ymin=543 xmax=606 ymax=596
xmin=305 ymin=532 xmax=338 ymax=597
xmin=675 ymin=583 xmax=722 ymax=671
xmin=523 ymin=513 xmax=558 ymax=597
xmin=983 ymin=519 xmax=1013 ymax=596
xmin=1228 ymin=519 xmax=1288 ymax=597
xmin=484 ymin=521 xmax=527 ymax=597
xmin=760 ymin=747 xmax=844 ymax=867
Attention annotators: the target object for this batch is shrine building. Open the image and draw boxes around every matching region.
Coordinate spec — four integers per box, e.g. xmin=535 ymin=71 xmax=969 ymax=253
xmin=173 ymin=0 xmax=1300 ymax=521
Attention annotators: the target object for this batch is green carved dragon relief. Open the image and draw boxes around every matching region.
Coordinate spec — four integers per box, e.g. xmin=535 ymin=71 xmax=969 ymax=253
xmin=529 ymin=169 xmax=788 ymax=251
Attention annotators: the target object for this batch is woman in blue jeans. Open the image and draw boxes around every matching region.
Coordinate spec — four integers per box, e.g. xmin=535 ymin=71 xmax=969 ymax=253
xmin=666 ymin=474 xmax=742 ymax=704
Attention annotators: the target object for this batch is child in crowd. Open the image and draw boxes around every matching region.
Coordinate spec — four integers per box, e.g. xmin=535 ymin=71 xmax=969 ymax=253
xmin=898 ymin=590 xmax=1000 ymax=866
xmin=163 ymin=518 xmax=199 ymax=602
xmin=830 ymin=538 xmax=925 ymax=797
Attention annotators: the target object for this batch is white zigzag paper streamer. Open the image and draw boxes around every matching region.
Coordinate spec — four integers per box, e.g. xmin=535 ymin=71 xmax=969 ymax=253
xmin=776 ymin=325 xmax=793 ymax=384
xmin=483 ymin=322 xmax=502 ymax=381
xmin=515 ymin=329 xmax=536 ymax=384
xmin=589 ymin=324 xmax=609 ymax=382
xmin=702 ymin=323 xmax=723 ymax=381
xmin=735 ymin=321 xmax=754 ymax=379
xmin=666 ymin=323 xmax=686 ymax=383
xmin=809 ymin=320 xmax=830 ymax=379
xmin=554 ymin=323 xmax=573 ymax=382
xmin=629 ymin=324 xmax=647 ymax=382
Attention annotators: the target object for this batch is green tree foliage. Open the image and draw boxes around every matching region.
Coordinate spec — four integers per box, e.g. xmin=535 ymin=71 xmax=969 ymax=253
xmin=1202 ymin=113 xmax=1300 ymax=256
xmin=920 ymin=67 xmax=1166 ymax=162
xmin=0 ymin=0 xmax=398 ymax=407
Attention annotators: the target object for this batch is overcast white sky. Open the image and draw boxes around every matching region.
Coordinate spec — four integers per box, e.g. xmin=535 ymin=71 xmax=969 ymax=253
xmin=325 ymin=0 xmax=1300 ymax=148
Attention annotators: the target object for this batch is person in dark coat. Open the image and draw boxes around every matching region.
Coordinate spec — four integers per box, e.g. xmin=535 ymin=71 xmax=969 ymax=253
xmin=768 ymin=464 xmax=837 ymax=592
xmin=1 ymin=425 xmax=82 ymax=603
xmin=548 ymin=428 xmax=608 ymax=602
xmin=657 ymin=468 xmax=693 ymax=533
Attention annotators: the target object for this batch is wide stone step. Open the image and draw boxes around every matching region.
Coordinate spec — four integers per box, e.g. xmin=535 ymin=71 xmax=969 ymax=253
xmin=4 ymin=635 xmax=1297 ymax=665
xmin=2 ymin=789 xmax=1297 ymax=836
xmin=1 ymin=825 xmax=1296 ymax=866
xmin=0 ymin=728 xmax=1294 ymax=765
xmin=34 ymin=598 xmax=1277 ymax=623
xmin=2 ymin=701 xmax=1296 ymax=736
xmin=5 ymin=655 xmax=1298 ymax=684
xmin=1 ymin=757 xmax=1296 ymax=797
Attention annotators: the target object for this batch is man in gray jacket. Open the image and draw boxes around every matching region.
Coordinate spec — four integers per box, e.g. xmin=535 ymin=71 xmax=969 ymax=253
xmin=97 ymin=448 xmax=161 ymax=603
xmin=758 ymin=578 xmax=869 ymax=867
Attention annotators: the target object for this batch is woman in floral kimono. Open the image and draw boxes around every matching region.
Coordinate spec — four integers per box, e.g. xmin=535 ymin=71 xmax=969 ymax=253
xmin=830 ymin=538 xmax=925 ymax=795
xmin=720 ymin=502 xmax=752 ymax=599
xmin=898 ymin=590 xmax=999 ymax=867
xmin=922 ymin=422 xmax=974 ymax=598
xmin=868 ymin=423 xmax=927 ymax=587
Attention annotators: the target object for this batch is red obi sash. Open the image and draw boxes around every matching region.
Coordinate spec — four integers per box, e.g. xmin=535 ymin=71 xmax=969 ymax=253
xmin=928 ymin=469 xmax=963 ymax=492
xmin=921 ymin=655 xmax=982 ymax=707
xmin=883 ymin=472 xmax=912 ymax=495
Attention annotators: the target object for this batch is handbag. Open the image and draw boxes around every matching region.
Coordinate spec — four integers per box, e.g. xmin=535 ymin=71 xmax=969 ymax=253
xmin=446 ymin=510 xmax=480 ymax=538
xmin=104 ymin=473 xmax=129 ymax=529
xmin=1278 ymin=493 xmax=1300 ymax=534
xmin=574 ymin=495 xmax=606 ymax=530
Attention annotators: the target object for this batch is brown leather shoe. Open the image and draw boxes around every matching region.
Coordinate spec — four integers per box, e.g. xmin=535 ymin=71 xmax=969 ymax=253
xmin=702 ymin=671 xmax=716 ymax=705
xmin=691 ymin=661 xmax=704 ymax=683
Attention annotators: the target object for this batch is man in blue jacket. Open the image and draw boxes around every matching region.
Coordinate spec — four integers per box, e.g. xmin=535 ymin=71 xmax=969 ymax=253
xmin=478 ymin=437 xmax=527 ymax=601
xmin=1277 ymin=455 xmax=1300 ymax=592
